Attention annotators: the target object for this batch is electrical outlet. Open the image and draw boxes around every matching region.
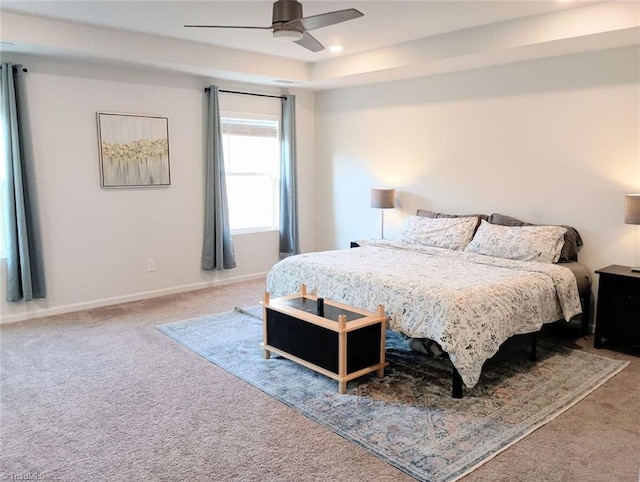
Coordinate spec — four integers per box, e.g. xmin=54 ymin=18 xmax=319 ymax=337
xmin=147 ymin=259 xmax=155 ymax=272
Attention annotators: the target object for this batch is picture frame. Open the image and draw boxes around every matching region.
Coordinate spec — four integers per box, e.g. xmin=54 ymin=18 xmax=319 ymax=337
xmin=97 ymin=112 xmax=171 ymax=188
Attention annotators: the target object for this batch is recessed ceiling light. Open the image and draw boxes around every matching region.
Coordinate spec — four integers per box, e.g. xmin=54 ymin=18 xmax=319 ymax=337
xmin=328 ymin=45 xmax=343 ymax=53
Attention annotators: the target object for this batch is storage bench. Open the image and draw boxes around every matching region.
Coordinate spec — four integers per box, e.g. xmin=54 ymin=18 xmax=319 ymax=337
xmin=262 ymin=285 xmax=389 ymax=393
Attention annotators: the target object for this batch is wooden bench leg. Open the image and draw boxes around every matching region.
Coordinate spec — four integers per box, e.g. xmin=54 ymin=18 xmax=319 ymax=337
xmin=338 ymin=381 xmax=346 ymax=394
xmin=452 ymin=366 xmax=463 ymax=399
xmin=377 ymin=311 xmax=387 ymax=379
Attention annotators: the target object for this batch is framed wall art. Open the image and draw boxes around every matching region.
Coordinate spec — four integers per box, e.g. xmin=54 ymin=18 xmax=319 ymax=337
xmin=97 ymin=112 xmax=171 ymax=188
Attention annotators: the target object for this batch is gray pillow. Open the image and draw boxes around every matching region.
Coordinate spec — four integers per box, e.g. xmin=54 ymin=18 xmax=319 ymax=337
xmin=416 ymin=210 xmax=488 ymax=231
xmin=488 ymin=213 xmax=583 ymax=263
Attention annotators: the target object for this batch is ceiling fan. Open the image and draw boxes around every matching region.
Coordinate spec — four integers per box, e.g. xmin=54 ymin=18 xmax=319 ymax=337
xmin=184 ymin=0 xmax=364 ymax=52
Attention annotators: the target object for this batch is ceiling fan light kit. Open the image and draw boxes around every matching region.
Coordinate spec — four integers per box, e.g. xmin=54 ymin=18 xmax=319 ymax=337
xmin=273 ymin=30 xmax=304 ymax=41
xmin=184 ymin=0 xmax=363 ymax=52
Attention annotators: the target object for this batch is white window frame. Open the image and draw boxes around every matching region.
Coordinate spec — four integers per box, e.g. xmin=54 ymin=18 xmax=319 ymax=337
xmin=220 ymin=111 xmax=280 ymax=235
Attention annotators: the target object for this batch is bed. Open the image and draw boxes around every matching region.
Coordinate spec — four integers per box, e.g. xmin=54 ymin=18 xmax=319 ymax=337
xmin=266 ymin=211 xmax=590 ymax=398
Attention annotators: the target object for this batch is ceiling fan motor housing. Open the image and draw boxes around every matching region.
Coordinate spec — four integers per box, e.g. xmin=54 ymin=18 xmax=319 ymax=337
xmin=272 ymin=0 xmax=303 ymax=30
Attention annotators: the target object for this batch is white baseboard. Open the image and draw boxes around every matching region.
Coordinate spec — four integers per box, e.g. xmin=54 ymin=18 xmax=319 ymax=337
xmin=0 ymin=272 xmax=267 ymax=325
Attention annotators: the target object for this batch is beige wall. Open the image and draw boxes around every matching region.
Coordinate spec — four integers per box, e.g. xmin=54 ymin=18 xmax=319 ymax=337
xmin=315 ymin=46 xmax=640 ymax=280
xmin=0 ymin=57 xmax=315 ymax=322
xmin=2 ymin=45 xmax=638 ymax=322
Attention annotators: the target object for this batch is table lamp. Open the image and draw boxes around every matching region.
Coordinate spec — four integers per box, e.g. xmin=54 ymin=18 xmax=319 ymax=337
xmin=371 ymin=187 xmax=395 ymax=239
xmin=625 ymin=193 xmax=640 ymax=272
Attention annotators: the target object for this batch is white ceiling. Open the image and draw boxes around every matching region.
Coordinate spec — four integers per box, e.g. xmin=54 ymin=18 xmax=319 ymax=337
xmin=1 ymin=1 xmax=638 ymax=89
xmin=0 ymin=1 xmax=583 ymax=62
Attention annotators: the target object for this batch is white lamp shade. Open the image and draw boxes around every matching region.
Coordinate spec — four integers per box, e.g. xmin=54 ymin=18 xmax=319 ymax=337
xmin=625 ymin=194 xmax=640 ymax=225
xmin=371 ymin=188 xmax=395 ymax=209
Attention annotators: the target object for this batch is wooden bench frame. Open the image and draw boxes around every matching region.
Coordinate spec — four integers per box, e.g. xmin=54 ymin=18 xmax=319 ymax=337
xmin=262 ymin=285 xmax=389 ymax=394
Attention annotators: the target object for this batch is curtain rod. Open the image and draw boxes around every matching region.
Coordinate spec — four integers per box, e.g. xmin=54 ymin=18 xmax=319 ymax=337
xmin=11 ymin=67 xmax=28 ymax=73
xmin=204 ymin=87 xmax=285 ymax=100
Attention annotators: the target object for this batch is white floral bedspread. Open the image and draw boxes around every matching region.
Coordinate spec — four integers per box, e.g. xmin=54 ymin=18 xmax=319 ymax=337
xmin=266 ymin=240 xmax=582 ymax=388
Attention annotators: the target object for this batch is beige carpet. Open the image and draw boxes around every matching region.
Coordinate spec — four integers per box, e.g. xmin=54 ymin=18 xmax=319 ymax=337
xmin=1 ymin=278 xmax=638 ymax=482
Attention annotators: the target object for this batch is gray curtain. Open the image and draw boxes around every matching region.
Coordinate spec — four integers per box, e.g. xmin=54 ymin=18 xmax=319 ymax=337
xmin=202 ymin=85 xmax=236 ymax=270
xmin=279 ymin=95 xmax=299 ymax=258
xmin=1 ymin=63 xmax=46 ymax=302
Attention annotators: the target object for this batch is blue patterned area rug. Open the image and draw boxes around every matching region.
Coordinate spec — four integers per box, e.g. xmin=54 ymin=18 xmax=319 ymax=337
xmin=157 ymin=306 xmax=628 ymax=482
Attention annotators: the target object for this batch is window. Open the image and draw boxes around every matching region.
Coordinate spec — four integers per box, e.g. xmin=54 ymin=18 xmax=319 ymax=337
xmin=221 ymin=112 xmax=280 ymax=233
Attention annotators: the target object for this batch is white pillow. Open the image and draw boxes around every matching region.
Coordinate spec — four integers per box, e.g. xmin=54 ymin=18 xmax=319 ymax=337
xmin=397 ymin=215 xmax=478 ymax=250
xmin=464 ymin=220 xmax=566 ymax=263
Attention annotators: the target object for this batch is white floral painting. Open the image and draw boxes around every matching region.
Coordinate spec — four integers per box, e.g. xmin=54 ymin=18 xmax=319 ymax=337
xmin=97 ymin=113 xmax=170 ymax=187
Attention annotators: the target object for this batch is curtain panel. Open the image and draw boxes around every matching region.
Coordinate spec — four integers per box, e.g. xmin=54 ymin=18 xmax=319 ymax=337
xmin=202 ymin=85 xmax=236 ymax=270
xmin=279 ymin=95 xmax=300 ymax=258
xmin=1 ymin=63 xmax=46 ymax=302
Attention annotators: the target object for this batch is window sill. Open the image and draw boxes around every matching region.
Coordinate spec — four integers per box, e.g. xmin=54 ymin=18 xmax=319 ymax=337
xmin=231 ymin=227 xmax=279 ymax=236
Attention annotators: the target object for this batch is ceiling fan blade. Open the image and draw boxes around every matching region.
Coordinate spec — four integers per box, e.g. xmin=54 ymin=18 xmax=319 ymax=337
xmin=284 ymin=8 xmax=363 ymax=32
xmin=294 ymin=31 xmax=324 ymax=52
xmin=184 ymin=25 xmax=271 ymax=30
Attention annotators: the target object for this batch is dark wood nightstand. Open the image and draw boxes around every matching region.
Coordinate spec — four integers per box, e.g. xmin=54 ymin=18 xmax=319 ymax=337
xmin=594 ymin=265 xmax=640 ymax=350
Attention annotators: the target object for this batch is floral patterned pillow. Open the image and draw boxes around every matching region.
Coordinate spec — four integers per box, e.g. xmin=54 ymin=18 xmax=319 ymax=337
xmin=398 ymin=215 xmax=478 ymax=250
xmin=464 ymin=220 xmax=567 ymax=263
